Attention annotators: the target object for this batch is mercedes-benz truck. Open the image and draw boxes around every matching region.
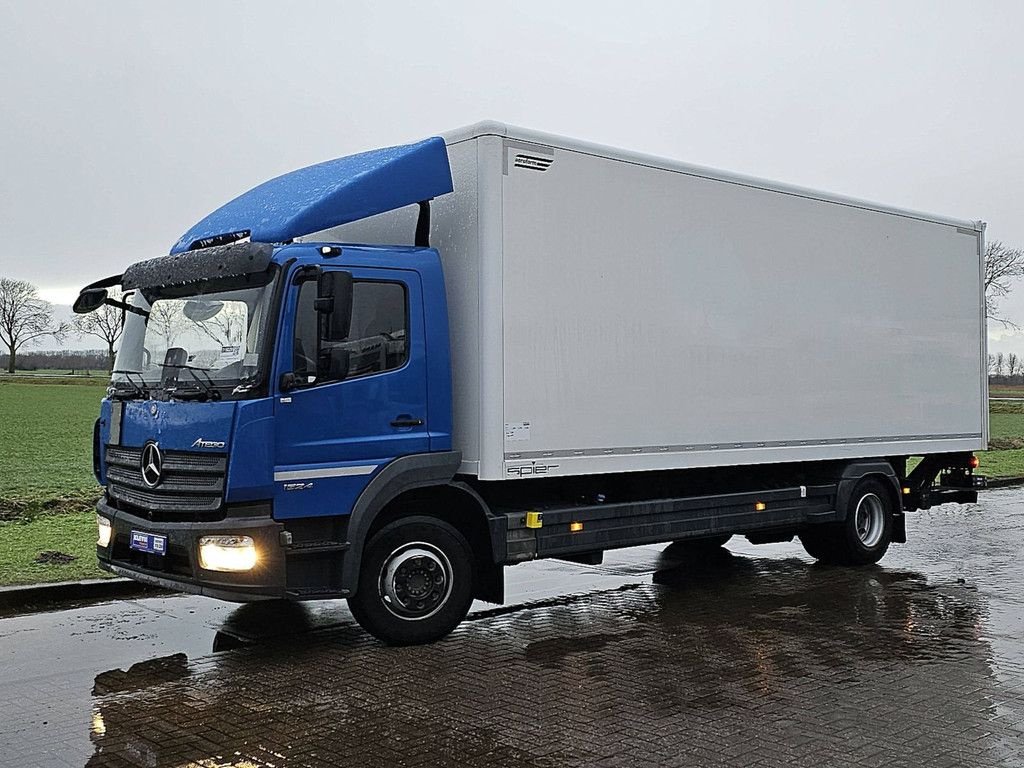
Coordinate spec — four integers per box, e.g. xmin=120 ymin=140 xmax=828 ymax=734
xmin=76 ymin=122 xmax=987 ymax=644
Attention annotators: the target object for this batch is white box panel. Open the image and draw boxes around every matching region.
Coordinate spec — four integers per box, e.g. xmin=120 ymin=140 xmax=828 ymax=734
xmin=313 ymin=122 xmax=987 ymax=480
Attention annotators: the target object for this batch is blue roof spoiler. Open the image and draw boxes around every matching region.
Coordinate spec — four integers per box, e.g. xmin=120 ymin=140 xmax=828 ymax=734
xmin=170 ymin=136 xmax=453 ymax=255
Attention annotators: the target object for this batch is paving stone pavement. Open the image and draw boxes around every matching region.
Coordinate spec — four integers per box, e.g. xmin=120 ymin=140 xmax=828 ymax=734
xmin=3 ymin=489 xmax=1024 ymax=767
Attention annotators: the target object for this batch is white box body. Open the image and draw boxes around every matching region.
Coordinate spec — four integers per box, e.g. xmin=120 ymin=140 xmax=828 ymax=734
xmin=312 ymin=122 xmax=988 ymax=481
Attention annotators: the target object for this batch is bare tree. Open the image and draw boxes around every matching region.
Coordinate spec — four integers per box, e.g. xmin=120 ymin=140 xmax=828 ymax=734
xmin=996 ymin=352 xmax=1006 ymax=377
xmin=74 ymin=290 xmax=125 ymax=372
xmin=0 ymin=278 xmax=71 ymax=374
xmin=1009 ymin=353 xmax=1020 ymax=378
xmin=988 ymin=353 xmax=998 ymax=376
xmin=148 ymin=302 xmax=185 ymax=349
xmin=196 ymin=304 xmax=247 ymax=347
xmin=985 ymin=240 xmax=1024 ymax=327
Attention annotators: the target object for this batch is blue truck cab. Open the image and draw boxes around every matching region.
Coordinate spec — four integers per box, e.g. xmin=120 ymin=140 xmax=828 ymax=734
xmin=78 ymin=136 xmax=502 ymax=645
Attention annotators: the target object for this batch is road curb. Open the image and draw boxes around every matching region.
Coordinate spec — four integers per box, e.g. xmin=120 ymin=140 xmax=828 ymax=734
xmin=984 ymin=476 xmax=1024 ymax=488
xmin=0 ymin=577 xmax=168 ymax=614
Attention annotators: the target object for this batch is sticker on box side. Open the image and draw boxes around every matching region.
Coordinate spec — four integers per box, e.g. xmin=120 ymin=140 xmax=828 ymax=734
xmin=505 ymin=421 xmax=531 ymax=442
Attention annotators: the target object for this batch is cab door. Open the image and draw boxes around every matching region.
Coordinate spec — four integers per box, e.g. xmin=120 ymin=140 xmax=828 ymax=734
xmin=272 ymin=267 xmax=428 ymax=519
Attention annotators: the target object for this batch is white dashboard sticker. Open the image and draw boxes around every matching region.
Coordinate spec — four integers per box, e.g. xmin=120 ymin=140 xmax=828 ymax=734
xmin=217 ymin=344 xmax=243 ymax=365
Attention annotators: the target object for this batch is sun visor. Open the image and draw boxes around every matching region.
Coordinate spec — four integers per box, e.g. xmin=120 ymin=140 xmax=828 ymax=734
xmin=123 ymin=242 xmax=275 ymax=290
xmin=170 ymin=136 xmax=453 ymax=254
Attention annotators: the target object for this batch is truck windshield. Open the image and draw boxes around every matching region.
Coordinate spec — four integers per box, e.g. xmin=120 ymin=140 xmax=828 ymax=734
xmin=111 ymin=271 xmax=278 ymax=400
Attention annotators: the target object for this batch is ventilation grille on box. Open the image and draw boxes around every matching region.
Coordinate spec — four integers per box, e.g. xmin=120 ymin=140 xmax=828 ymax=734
xmin=513 ymin=153 xmax=554 ymax=172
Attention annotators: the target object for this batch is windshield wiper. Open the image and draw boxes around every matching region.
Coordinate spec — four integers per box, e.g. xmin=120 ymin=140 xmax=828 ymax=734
xmin=110 ymin=370 xmax=150 ymax=399
xmin=157 ymin=363 xmax=221 ymax=401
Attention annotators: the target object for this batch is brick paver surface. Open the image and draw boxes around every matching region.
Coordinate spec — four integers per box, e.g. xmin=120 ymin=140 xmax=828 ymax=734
xmin=4 ymin=490 xmax=1024 ymax=767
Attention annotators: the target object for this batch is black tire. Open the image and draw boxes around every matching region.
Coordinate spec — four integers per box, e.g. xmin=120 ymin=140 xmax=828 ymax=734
xmin=669 ymin=534 xmax=733 ymax=550
xmin=799 ymin=478 xmax=893 ymax=566
xmin=347 ymin=517 xmax=474 ymax=645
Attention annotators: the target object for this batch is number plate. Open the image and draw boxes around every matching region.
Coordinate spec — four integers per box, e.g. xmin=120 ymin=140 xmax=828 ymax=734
xmin=130 ymin=531 xmax=168 ymax=555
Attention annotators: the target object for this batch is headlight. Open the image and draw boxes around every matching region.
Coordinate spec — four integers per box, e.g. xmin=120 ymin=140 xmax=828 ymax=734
xmin=96 ymin=516 xmax=112 ymax=548
xmin=198 ymin=535 xmax=257 ymax=572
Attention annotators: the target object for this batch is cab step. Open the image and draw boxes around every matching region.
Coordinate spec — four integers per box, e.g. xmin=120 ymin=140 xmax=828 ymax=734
xmin=284 ymin=540 xmax=351 ymax=556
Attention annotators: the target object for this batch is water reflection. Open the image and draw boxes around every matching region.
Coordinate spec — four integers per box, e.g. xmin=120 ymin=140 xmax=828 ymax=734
xmin=211 ymin=599 xmax=321 ymax=652
xmin=86 ymin=552 xmax=1016 ymax=768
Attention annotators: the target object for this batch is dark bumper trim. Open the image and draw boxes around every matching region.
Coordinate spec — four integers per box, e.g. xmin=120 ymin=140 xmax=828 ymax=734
xmin=96 ymin=497 xmax=286 ymax=602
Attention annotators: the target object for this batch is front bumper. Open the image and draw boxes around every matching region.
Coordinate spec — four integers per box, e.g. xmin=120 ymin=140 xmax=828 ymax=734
xmin=96 ymin=497 xmax=286 ymax=602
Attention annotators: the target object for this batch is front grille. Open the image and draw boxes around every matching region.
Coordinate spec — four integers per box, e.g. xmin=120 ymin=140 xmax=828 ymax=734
xmin=105 ymin=445 xmax=227 ymax=521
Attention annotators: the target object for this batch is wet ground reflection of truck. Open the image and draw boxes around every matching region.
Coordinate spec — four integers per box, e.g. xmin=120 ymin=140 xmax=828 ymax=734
xmin=85 ymin=549 xmax=1002 ymax=768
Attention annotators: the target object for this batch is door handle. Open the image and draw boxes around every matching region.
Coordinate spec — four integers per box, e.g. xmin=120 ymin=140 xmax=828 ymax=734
xmin=390 ymin=416 xmax=424 ymax=428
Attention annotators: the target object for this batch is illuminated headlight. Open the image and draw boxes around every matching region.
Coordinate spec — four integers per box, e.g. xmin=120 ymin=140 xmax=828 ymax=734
xmin=96 ymin=516 xmax=112 ymax=548
xmin=198 ymin=535 xmax=257 ymax=572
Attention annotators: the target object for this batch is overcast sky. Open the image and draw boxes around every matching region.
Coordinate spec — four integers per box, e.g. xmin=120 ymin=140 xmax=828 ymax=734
xmin=1 ymin=1 xmax=1022 ymax=352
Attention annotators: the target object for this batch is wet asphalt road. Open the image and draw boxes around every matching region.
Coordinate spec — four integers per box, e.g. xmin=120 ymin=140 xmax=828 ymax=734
xmin=2 ymin=489 xmax=1023 ymax=767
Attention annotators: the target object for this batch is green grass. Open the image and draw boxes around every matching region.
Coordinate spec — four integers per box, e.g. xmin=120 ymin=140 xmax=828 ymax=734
xmin=0 ymin=381 xmax=105 ymax=500
xmin=976 ymin=448 xmax=1024 ymax=478
xmin=990 ymin=385 xmax=1024 ymax=398
xmin=0 ymin=512 xmax=104 ymax=586
xmin=0 ymin=372 xmax=110 ymax=386
xmin=0 ymin=381 xmax=108 ymax=584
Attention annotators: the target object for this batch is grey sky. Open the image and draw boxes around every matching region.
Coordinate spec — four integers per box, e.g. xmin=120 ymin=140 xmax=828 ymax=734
xmin=1 ymin=1 xmax=1022 ymax=351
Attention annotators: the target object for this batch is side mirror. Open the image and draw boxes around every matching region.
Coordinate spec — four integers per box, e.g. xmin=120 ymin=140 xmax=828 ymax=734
xmin=315 ymin=271 xmax=353 ymax=342
xmin=73 ymin=288 xmax=108 ymax=315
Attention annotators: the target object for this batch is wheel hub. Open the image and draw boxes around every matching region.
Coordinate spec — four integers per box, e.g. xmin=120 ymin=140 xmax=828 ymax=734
xmin=380 ymin=544 xmax=453 ymax=621
xmin=854 ymin=493 xmax=885 ymax=548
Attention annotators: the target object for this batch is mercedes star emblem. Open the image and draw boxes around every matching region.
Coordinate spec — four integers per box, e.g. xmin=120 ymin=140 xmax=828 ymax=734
xmin=140 ymin=442 xmax=163 ymax=488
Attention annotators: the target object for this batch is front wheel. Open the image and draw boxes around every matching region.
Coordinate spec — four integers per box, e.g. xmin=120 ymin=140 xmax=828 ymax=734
xmin=347 ymin=517 xmax=474 ymax=645
xmin=799 ymin=478 xmax=893 ymax=566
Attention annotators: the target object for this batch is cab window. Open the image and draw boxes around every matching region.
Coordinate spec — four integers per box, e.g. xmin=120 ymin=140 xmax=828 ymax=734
xmin=293 ymin=279 xmax=408 ymax=384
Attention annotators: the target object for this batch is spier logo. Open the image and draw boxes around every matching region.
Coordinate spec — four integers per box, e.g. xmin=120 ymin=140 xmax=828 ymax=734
xmin=507 ymin=462 xmax=560 ymax=477
xmin=192 ymin=438 xmax=226 ymax=449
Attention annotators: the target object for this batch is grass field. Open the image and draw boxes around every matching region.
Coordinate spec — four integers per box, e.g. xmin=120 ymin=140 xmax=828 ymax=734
xmin=990 ymin=384 xmax=1024 ymax=398
xmin=0 ymin=379 xmax=108 ymax=585
xmin=2 ymin=376 xmax=1024 ymax=587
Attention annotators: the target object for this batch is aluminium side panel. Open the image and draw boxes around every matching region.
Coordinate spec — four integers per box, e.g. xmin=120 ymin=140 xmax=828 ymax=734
xmin=496 ymin=138 xmax=985 ymax=480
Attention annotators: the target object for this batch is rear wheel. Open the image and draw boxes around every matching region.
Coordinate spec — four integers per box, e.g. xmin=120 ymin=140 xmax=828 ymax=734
xmin=800 ymin=478 xmax=893 ymax=565
xmin=348 ymin=517 xmax=474 ymax=645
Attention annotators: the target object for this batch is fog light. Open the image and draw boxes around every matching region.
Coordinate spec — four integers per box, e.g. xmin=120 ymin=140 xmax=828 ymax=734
xmin=198 ymin=535 xmax=257 ymax=572
xmin=96 ymin=515 xmax=112 ymax=548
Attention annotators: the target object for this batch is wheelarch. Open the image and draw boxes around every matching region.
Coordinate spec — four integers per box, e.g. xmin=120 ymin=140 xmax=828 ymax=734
xmin=342 ymin=452 xmax=503 ymax=602
xmin=834 ymin=461 xmax=903 ymax=541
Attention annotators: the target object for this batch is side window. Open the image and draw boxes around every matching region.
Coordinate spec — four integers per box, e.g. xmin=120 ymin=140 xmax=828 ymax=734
xmin=292 ymin=278 xmax=408 ymax=385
